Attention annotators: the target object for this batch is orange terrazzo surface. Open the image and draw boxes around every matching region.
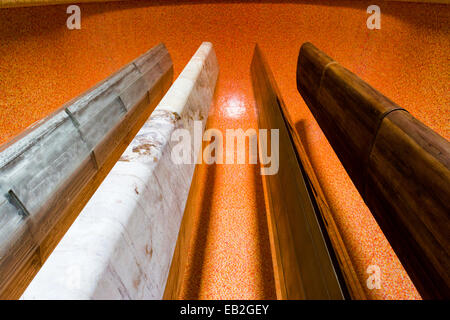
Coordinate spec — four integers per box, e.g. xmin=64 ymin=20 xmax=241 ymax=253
xmin=178 ymin=88 xmax=276 ymax=299
xmin=1 ymin=1 xmax=449 ymax=299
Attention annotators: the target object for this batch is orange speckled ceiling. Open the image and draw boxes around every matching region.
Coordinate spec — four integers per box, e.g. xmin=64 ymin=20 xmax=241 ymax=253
xmin=1 ymin=0 xmax=449 ymax=300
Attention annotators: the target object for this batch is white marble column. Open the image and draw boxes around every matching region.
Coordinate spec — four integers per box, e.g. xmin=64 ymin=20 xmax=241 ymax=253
xmin=21 ymin=42 xmax=219 ymax=300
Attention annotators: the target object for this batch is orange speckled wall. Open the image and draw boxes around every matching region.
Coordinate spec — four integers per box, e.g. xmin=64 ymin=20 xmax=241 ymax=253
xmin=1 ymin=0 xmax=449 ymax=300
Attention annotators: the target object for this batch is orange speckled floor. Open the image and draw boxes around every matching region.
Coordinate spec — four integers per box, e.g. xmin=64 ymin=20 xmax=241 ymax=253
xmin=1 ymin=0 xmax=449 ymax=300
xmin=179 ymin=94 xmax=276 ymax=299
xmin=178 ymin=64 xmax=277 ymax=299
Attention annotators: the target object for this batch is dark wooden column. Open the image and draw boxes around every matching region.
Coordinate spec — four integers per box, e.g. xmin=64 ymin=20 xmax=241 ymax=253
xmin=297 ymin=42 xmax=450 ymax=299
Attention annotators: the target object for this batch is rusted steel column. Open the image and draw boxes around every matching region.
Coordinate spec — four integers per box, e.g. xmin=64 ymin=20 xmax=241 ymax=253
xmin=297 ymin=42 xmax=450 ymax=299
xmin=252 ymin=45 xmax=351 ymax=300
